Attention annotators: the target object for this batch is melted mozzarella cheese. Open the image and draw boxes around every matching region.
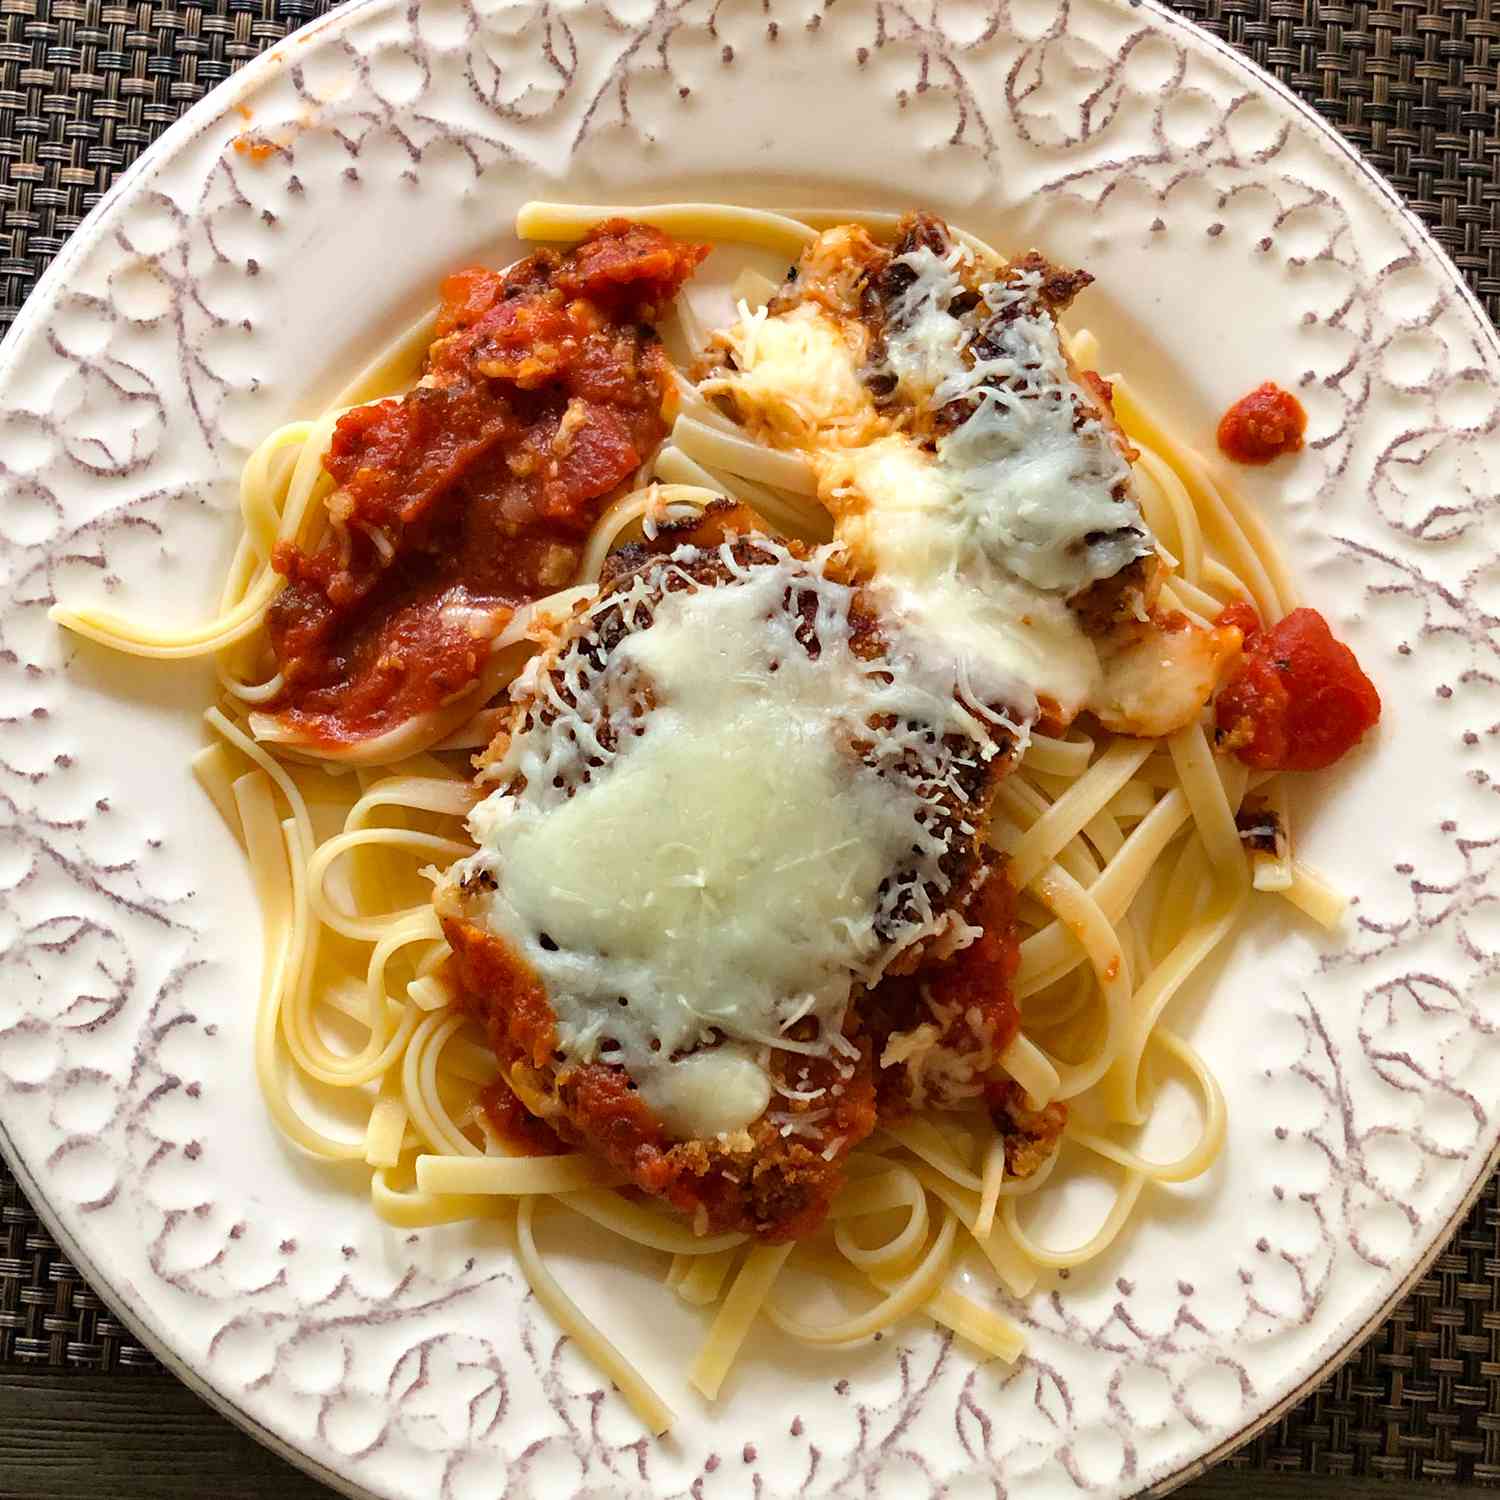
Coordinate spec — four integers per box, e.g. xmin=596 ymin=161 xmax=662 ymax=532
xmin=938 ymin=392 xmax=1141 ymax=593
xmin=936 ymin=269 xmax=1144 ymax=593
xmin=704 ymin=301 xmax=878 ymax=448
xmin=826 ymin=437 xmax=1101 ymax=717
xmin=455 ymin=546 xmax=983 ymax=1141
xmin=1093 ymin=618 xmax=1241 ymax=738
xmin=876 ymin=248 xmax=1147 ymax=596
xmin=711 ymin=241 xmax=1156 ymax=724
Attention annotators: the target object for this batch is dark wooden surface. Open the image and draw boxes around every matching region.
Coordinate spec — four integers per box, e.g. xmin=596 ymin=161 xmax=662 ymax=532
xmin=0 ymin=1370 xmax=1490 ymax=1499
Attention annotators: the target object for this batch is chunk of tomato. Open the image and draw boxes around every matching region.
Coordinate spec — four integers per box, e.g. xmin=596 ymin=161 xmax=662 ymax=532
xmin=1214 ymin=606 xmax=1380 ymax=771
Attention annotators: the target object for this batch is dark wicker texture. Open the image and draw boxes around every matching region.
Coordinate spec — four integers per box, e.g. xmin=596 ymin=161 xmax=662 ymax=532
xmin=2 ymin=0 xmax=1500 ymax=1489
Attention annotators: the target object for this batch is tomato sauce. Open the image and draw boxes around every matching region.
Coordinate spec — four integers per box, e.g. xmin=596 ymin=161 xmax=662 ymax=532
xmin=442 ymin=909 xmax=558 ymax=1068
xmin=1217 ymin=382 xmax=1307 ymax=464
xmin=442 ymin=868 xmax=1013 ymax=1239
xmin=233 ymin=134 xmax=278 ymax=163
xmin=1213 ymin=603 xmax=1381 ymax=771
xmin=479 ymin=1079 xmax=565 ymax=1156
xmin=265 ymin=221 xmax=708 ymax=747
xmin=864 ymin=866 xmax=1022 ymax=1118
xmin=919 ymin=871 xmax=1021 ymax=1055
xmin=449 ymin=909 xmax=877 ymax=1237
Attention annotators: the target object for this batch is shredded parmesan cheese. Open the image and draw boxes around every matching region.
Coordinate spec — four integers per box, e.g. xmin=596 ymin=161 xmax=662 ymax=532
xmin=708 ymin=236 xmax=1157 ymax=727
xmin=450 ymin=540 xmax=996 ymax=1140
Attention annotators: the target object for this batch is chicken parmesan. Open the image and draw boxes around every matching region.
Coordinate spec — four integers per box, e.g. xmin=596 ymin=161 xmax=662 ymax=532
xmin=437 ymin=503 xmax=1040 ymax=1238
xmin=54 ymin=200 xmax=1385 ymax=1432
xmin=698 ymin=213 xmax=1242 ymax=740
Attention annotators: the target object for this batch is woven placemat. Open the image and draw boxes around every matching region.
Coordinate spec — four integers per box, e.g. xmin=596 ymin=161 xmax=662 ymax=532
xmin=3 ymin=0 xmax=1500 ymax=1488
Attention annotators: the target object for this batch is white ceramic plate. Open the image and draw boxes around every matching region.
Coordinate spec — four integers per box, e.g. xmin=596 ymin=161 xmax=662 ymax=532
xmin=3 ymin=1 xmax=1498 ymax=1495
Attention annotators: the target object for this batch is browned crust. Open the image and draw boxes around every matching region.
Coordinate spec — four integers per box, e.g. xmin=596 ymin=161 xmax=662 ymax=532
xmin=993 ymin=1080 xmax=1068 ymax=1178
xmin=1069 ymin=553 xmax=1160 ymax=635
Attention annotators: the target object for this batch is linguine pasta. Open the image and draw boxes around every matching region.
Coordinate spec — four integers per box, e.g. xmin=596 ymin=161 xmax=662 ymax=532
xmin=50 ymin=201 xmax=1352 ymax=1432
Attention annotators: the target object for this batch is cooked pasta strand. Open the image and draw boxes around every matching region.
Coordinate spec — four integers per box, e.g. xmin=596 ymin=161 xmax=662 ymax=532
xmin=517 ymin=1197 xmax=675 ymax=1434
xmin=690 ymin=1245 xmax=794 ymax=1400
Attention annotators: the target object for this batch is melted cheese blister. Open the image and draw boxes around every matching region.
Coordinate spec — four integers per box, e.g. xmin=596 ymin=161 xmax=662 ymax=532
xmin=455 ymin=544 xmax=987 ymax=1141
